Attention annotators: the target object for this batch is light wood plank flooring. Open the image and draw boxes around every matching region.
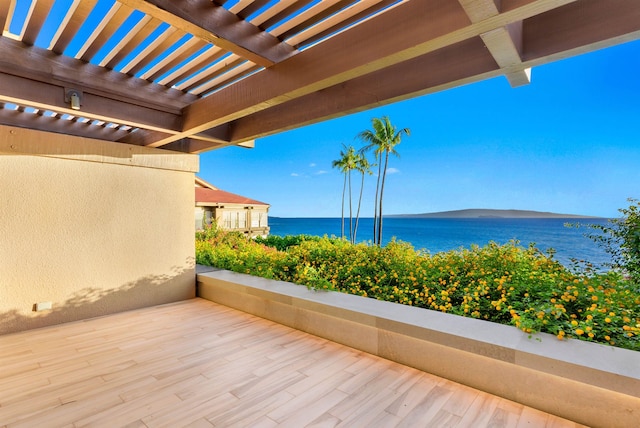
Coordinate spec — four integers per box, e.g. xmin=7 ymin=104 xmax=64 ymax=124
xmin=0 ymin=298 xmax=586 ymax=428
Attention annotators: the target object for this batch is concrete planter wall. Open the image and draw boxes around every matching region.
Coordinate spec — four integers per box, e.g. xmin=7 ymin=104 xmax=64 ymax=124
xmin=196 ymin=267 xmax=639 ymax=428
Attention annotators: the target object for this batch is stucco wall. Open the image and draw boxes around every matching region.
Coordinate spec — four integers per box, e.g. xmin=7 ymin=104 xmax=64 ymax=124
xmin=0 ymin=126 xmax=198 ymax=334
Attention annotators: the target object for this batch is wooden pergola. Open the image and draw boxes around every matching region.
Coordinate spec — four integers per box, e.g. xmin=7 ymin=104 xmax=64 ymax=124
xmin=1 ymin=0 xmax=639 ymax=154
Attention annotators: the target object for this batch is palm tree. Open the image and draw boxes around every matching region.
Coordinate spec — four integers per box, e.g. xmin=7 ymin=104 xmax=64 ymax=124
xmin=352 ymin=153 xmax=373 ymax=243
xmin=332 ymin=145 xmax=358 ymax=240
xmin=358 ymin=117 xmax=410 ymax=245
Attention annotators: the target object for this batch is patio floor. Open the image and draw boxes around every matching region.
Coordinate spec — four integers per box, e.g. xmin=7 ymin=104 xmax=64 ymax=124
xmin=0 ymin=298 xmax=586 ymax=427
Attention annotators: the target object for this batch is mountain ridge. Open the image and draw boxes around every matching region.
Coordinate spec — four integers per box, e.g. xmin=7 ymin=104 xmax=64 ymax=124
xmin=387 ymin=208 xmax=601 ymax=219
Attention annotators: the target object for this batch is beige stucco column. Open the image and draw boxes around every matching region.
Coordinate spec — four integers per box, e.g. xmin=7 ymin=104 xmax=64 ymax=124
xmin=0 ymin=125 xmax=199 ymax=334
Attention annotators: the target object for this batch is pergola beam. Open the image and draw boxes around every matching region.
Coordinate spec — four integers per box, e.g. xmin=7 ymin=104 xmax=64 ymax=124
xmin=459 ymin=0 xmax=531 ymax=87
xmin=0 ymin=72 xmax=182 ymax=134
xmin=2 ymin=0 xmax=639 ymax=154
xmin=0 ymin=37 xmax=195 ymax=114
xmin=225 ymin=38 xmax=501 ymax=144
xmin=117 ymin=0 xmax=296 ymax=67
xmin=481 ymin=23 xmax=531 ymax=86
xmin=153 ymin=0 xmax=575 ymax=149
xmin=213 ymin=0 xmax=640 ymax=146
xmin=523 ymin=0 xmax=640 ymax=60
xmin=0 ymin=107 xmax=131 ymax=142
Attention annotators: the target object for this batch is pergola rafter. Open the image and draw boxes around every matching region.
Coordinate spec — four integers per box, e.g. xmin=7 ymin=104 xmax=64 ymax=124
xmin=0 ymin=0 xmax=638 ymax=153
xmin=118 ymin=0 xmax=297 ymax=67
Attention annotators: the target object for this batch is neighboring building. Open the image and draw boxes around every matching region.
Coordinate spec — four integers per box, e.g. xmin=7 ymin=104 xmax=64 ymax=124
xmin=195 ymin=177 xmax=269 ymax=238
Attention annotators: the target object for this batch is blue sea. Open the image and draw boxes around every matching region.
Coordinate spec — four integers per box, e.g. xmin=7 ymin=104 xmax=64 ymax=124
xmin=268 ymin=217 xmax=612 ymax=269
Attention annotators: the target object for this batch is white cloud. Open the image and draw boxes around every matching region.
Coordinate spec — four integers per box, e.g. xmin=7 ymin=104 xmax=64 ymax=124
xmin=291 ymin=173 xmax=300 ymax=177
xmin=315 ymin=170 xmax=328 ymax=175
xmin=309 ymin=163 xmax=316 ymax=167
xmin=386 ymin=167 xmax=400 ymax=174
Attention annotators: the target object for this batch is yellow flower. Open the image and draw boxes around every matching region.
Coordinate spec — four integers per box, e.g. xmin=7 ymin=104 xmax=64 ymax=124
xmin=605 ymin=318 xmax=611 ymax=323
xmin=575 ymin=329 xmax=584 ymax=336
xmin=570 ymin=320 xmax=578 ymax=326
xmin=591 ymin=295 xmax=598 ymax=301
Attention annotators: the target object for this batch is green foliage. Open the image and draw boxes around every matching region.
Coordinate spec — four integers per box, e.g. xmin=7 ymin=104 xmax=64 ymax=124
xmin=581 ymin=199 xmax=640 ymax=286
xmin=254 ymin=234 xmax=322 ymax=251
xmin=196 ymin=229 xmax=640 ymax=351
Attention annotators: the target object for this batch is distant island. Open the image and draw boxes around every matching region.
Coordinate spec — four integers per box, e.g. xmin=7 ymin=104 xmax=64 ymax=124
xmin=387 ymin=209 xmax=602 ymax=219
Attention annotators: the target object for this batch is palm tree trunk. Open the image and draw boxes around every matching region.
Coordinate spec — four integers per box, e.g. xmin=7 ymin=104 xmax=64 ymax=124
xmin=353 ymin=171 xmax=365 ymax=242
xmin=348 ymin=170 xmax=353 ymax=243
xmin=373 ymin=159 xmax=382 ymax=245
xmin=378 ymin=152 xmax=390 ymax=245
xmin=340 ymin=174 xmax=346 ymax=239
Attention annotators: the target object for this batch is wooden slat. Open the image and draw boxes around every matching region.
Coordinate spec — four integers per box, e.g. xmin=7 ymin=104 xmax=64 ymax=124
xmin=143 ymin=37 xmax=205 ymax=81
xmin=270 ymin=0 xmax=344 ymax=38
xmin=74 ymin=1 xmax=122 ymax=59
xmin=228 ymin=0 xmax=257 ymax=14
xmin=236 ymin=0 xmax=272 ymax=20
xmin=126 ymin=27 xmax=185 ymax=76
xmin=288 ymin=0 xmax=395 ymax=48
xmin=2 ymin=0 xmax=35 ymax=41
xmin=157 ymin=45 xmax=224 ymax=87
xmin=250 ymin=0 xmax=299 ymax=27
xmin=258 ymin=0 xmax=314 ymax=30
xmin=118 ymin=0 xmax=297 ymax=67
xmin=184 ymin=58 xmax=252 ymax=94
xmin=0 ymin=299 xmax=584 ymax=427
xmin=51 ymin=0 xmax=99 ymax=54
xmin=0 ymin=0 xmax=11 ymax=33
xmin=0 ymin=107 xmax=131 ymax=141
xmin=175 ymin=53 xmax=242 ymax=92
xmin=79 ymin=3 xmax=137 ymax=62
xmin=103 ymin=16 xmax=163 ymax=70
xmin=285 ymin=0 xmax=391 ymax=47
xmin=275 ymin=0 xmax=356 ymax=40
xmin=98 ymin=13 xmax=151 ymax=67
xmin=45 ymin=0 xmax=80 ymax=49
xmin=20 ymin=0 xmax=54 ymax=45
xmin=196 ymin=63 xmax=261 ymax=96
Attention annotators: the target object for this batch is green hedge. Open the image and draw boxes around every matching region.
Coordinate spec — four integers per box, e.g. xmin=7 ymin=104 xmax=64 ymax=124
xmin=196 ymin=227 xmax=640 ymax=351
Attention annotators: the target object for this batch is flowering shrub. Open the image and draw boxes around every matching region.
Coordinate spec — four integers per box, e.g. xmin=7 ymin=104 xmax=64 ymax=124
xmin=196 ymin=226 xmax=640 ymax=351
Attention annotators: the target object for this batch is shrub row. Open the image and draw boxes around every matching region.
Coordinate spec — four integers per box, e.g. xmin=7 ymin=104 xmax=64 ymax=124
xmin=196 ymin=227 xmax=639 ymax=351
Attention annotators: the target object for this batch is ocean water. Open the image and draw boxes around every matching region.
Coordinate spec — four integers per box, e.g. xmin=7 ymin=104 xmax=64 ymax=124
xmin=268 ymin=217 xmax=612 ymax=269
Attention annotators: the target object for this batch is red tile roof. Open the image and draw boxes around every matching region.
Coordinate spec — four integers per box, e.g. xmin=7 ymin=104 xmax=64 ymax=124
xmin=195 ymin=187 xmax=268 ymax=206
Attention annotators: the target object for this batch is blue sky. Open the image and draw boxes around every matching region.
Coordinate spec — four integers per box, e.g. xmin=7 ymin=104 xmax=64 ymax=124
xmin=200 ymin=38 xmax=640 ymax=218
